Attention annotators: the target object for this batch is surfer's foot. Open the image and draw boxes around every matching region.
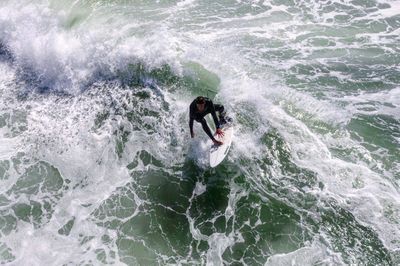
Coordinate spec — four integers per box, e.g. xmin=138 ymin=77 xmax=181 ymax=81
xmin=219 ymin=115 xmax=232 ymax=125
xmin=213 ymin=140 xmax=223 ymax=146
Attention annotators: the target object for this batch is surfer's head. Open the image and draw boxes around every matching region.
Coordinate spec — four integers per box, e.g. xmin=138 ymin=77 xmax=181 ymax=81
xmin=196 ymin=96 xmax=206 ymax=112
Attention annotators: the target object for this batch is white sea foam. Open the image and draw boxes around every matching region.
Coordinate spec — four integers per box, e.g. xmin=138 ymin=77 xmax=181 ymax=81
xmin=265 ymin=238 xmax=345 ymax=266
xmin=0 ymin=0 xmax=399 ymax=264
xmin=339 ymin=87 xmax=400 ymax=117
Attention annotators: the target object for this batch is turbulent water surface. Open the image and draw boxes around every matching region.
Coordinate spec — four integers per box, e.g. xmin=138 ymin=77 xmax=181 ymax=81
xmin=0 ymin=0 xmax=399 ymax=265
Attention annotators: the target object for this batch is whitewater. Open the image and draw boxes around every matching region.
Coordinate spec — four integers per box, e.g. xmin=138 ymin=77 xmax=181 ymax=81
xmin=0 ymin=0 xmax=399 ymax=265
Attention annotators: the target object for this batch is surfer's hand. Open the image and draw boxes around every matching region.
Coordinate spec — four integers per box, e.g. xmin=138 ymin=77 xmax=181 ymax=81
xmin=216 ymin=128 xmax=224 ymax=137
xmin=191 ymin=132 xmax=194 ymax=138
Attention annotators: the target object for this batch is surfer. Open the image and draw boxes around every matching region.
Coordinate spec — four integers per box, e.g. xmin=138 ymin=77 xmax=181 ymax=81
xmin=189 ymin=96 xmax=227 ymax=146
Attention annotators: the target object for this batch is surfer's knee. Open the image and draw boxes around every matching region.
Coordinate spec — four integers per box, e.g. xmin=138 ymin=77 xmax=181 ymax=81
xmin=215 ymin=104 xmax=224 ymax=113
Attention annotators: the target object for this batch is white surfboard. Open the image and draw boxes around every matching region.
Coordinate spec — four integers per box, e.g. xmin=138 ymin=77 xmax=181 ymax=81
xmin=209 ymin=125 xmax=234 ymax=167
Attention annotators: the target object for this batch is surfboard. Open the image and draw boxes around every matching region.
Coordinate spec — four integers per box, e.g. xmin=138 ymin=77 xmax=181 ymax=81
xmin=209 ymin=125 xmax=234 ymax=167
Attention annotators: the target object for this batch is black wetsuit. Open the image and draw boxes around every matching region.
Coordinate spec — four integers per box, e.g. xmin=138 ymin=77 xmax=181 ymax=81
xmin=189 ymin=97 xmax=224 ymax=141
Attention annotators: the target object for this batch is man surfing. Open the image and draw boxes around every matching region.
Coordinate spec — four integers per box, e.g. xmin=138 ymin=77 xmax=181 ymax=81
xmin=189 ymin=96 xmax=227 ymax=146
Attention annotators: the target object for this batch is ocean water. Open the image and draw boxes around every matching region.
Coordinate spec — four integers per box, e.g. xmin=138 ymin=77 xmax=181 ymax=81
xmin=0 ymin=0 xmax=399 ymax=265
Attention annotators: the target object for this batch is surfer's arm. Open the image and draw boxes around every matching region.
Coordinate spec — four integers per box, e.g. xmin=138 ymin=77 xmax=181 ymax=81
xmin=189 ymin=102 xmax=196 ymax=137
xmin=189 ymin=117 xmax=194 ymax=137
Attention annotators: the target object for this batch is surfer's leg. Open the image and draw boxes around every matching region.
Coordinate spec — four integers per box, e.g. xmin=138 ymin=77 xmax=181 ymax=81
xmin=214 ymin=104 xmax=227 ymax=124
xmin=214 ymin=104 xmax=224 ymax=114
xmin=200 ymin=118 xmax=216 ymax=141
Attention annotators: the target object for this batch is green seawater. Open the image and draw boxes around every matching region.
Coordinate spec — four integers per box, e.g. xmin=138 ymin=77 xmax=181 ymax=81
xmin=0 ymin=0 xmax=399 ymax=265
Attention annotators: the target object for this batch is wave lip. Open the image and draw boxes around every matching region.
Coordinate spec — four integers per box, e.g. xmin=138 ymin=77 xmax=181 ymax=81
xmin=0 ymin=1 xmax=185 ymax=94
